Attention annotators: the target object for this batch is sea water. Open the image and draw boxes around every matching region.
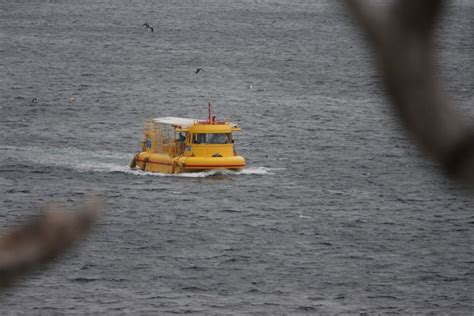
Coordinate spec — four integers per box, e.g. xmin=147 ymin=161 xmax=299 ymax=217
xmin=0 ymin=0 xmax=472 ymax=313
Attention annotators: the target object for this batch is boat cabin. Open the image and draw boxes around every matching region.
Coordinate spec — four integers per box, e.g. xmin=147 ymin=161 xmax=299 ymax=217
xmin=142 ymin=117 xmax=241 ymax=157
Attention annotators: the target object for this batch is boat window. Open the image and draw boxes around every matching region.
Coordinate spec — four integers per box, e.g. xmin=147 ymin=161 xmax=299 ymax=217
xmin=193 ymin=133 xmax=231 ymax=144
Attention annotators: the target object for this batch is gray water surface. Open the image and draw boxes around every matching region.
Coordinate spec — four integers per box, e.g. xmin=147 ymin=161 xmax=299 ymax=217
xmin=0 ymin=0 xmax=473 ymax=314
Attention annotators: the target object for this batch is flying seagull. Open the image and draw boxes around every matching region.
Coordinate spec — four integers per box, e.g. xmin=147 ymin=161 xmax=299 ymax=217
xmin=195 ymin=68 xmax=204 ymax=74
xmin=142 ymin=23 xmax=154 ymax=32
xmin=30 ymin=97 xmax=38 ymax=105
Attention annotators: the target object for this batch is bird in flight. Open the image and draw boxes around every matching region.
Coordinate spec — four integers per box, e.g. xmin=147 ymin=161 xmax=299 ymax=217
xmin=142 ymin=23 xmax=154 ymax=32
xmin=195 ymin=68 xmax=204 ymax=74
xmin=30 ymin=97 xmax=37 ymax=105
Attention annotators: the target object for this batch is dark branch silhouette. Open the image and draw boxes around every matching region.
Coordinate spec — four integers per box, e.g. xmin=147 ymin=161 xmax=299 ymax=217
xmin=345 ymin=0 xmax=474 ymax=185
xmin=0 ymin=199 xmax=103 ymax=289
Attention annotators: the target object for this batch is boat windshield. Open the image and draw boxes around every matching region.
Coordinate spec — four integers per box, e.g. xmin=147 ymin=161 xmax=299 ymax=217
xmin=193 ymin=133 xmax=232 ymax=144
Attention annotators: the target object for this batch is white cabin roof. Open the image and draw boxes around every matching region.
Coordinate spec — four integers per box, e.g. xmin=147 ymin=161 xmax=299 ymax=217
xmin=151 ymin=116 xmax=240 ymax=129
xmin=152 ymin=117 xmax=198 ymax=128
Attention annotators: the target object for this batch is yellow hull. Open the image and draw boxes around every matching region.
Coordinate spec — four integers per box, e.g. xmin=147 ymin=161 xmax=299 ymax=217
xmin=132 ymin=152 xmax=245 ymax=174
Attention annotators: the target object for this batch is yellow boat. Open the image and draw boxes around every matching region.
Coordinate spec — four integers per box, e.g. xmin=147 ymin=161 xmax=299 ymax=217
xmin=130 ymin=104 xmax=246 ymax=174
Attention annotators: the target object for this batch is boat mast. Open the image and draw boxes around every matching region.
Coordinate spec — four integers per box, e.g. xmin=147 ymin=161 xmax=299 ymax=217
xmin=208 ymin=101 xmax=212 ymax=123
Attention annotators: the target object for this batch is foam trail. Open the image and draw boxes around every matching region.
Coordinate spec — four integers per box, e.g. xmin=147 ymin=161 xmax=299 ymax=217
xmin=0 ymin=145 xmax=274 ymax=177
xmin=0 ymin=145 xmax=131 ymax=174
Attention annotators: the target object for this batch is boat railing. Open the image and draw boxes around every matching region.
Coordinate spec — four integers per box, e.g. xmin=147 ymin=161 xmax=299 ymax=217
xmin=144 ymin=120 xmax=181 ymax=154
xmin=163 ymin=144 xmax=177 ymax=156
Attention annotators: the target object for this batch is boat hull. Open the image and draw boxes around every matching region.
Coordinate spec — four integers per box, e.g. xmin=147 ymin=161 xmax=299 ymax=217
xmin=179 ymin=156 xmax=246 ymax=172
xmin=132 ymin=152 xmax=245 ymax=174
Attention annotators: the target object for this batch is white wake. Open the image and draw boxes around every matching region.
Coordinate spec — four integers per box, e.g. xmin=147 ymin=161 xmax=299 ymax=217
xmin=0 ymin=145 xmax=274 ymax=177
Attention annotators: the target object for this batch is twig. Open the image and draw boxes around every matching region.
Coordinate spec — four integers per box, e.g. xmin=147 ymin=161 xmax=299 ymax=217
xmin=0 ymin=199 xmax=103 ymax=288
xmin=345 ymin=0 xmax=474 ymax=184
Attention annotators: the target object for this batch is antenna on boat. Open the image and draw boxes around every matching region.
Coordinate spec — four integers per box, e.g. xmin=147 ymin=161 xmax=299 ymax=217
xmin=208 ymin=101 xmax=212 ymax=123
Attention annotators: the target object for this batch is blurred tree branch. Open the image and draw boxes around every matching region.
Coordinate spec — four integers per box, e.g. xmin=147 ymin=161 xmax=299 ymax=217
xmin=0 ymin=199 xmax=102 ymax=289
xmin=345 ymin=0 xmax=474 ymax=185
